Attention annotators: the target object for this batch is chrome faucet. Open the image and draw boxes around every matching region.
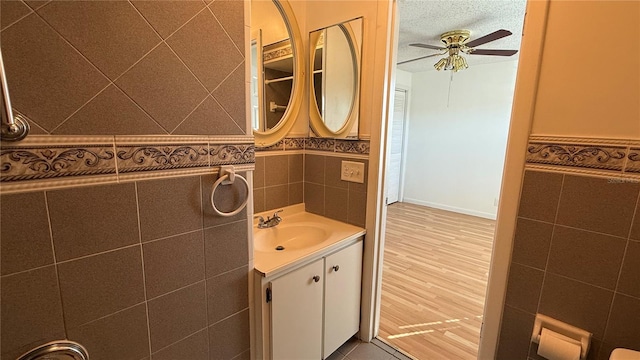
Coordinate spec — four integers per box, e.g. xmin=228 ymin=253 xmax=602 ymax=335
xmin=255 ymin=209 xmax=284 ymax=229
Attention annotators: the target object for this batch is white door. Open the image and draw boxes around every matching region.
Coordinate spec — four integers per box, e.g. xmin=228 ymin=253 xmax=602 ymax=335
xmin=386 ymin=89 xmax=407 ymax=204
xmin=271 ymin=259 xmax=324 ymax=360
xmin=323 ymin=241 xmax=364 ymax=358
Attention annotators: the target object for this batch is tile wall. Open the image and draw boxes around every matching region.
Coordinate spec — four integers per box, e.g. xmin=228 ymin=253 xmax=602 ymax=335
xmin=0 ymin=1 xmax=252 ymax=359
xmin=497 ymin=170 xmax=640 ymax=360
xmin=304 ymin=154 xmax=367 ymax=227
xmin=1 ymin=176 xmax=250 ymax=359
xmin=253 ymin=154 xmax=304 ymax=213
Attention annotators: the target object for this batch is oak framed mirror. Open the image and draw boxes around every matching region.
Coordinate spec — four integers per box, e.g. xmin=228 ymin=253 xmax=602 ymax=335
xmin=309 ymin=18 xmax=363 ymax=139
xmin=251 ymin=0 xmax=304 ymax=147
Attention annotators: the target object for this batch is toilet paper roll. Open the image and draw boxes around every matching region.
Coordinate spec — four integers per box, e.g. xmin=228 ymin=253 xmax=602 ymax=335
xmin=537 ymin=328 xmax=582 ymax=360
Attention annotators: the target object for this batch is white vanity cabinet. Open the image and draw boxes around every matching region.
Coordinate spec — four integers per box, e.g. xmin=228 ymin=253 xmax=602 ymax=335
xmin=255 ymin=238 xmax=363 ymax=360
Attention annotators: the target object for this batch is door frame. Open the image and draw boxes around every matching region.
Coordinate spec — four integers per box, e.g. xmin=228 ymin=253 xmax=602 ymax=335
xmin=360 ymin=0 xmax=551 ymax=358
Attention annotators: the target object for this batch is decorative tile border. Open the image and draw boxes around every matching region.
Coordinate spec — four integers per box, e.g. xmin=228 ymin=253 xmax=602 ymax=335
xmin=525 ymin=136 xmax=640 ymax=178
xmin=0 ymin=135 xmax=255 ymax=194
xmin=1 ymin=144 xmax=116 ymax=181
xmin=256 ymin=137 xmax=370 ymax=156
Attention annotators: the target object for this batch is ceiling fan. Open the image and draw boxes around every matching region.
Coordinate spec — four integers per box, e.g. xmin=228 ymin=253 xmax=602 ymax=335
xmin=398 ymin=29 xmax=518 ymax=72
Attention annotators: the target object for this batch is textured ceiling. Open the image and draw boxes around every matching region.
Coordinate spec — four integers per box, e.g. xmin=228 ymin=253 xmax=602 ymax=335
xmin=396 ymin=0 xmax=527 ymax=73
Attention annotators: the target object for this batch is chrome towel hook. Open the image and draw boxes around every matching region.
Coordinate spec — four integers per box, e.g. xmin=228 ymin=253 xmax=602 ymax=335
xmin=210 ymin=165 xmax=249 ymax=217
xmin=0 ymin=48 xmax=29 ymax=141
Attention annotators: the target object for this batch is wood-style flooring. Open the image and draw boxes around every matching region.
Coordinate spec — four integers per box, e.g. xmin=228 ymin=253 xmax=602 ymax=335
xmin=379 ymin=202 xmax=495 ymax=360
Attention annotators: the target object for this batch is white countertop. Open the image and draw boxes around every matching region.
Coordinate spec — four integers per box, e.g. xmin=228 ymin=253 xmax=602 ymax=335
xmin=253 ymin=204 xmax=366 ymax=278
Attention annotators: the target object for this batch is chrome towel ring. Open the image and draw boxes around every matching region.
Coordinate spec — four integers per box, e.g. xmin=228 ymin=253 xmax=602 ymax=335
xmin=210 ymin=165 xmax=249 ymax=217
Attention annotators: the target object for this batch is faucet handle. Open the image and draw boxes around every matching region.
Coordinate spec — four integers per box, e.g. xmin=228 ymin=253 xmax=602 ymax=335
xmin=273 ymin=209 xmax=284 ymax=220
xmin=253 ymin=215 xmax=265 ymax=224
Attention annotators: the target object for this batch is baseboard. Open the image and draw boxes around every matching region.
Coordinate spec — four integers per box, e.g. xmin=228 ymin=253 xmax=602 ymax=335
xmin=401 ymin=198 xmax=497 ymax=220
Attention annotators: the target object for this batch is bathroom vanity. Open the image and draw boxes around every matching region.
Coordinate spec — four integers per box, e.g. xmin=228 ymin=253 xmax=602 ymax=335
xmin=253 ymin=205 xmax=365 ymax=359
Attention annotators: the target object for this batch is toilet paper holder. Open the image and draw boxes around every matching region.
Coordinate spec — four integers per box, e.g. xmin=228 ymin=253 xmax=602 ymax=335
xmin=531 ymin=314 xmax=592 ymax=360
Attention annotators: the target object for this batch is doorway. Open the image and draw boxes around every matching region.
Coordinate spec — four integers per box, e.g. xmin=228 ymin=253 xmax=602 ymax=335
xmin=376 ymin=1 xmax=527 ymax=358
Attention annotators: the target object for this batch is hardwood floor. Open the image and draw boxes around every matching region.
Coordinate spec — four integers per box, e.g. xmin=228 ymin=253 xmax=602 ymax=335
xmin=379 ymin=202 xmax=495 ymax=360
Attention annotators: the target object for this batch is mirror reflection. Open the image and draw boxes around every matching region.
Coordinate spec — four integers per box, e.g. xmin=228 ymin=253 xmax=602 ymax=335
xmin=250 ymin=0 xmax=295 ymax=133
xmin=309 ymin=18 xmax=363 ymax=138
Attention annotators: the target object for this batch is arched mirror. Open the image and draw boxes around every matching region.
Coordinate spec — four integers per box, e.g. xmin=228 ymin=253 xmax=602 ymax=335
xmin=309 ymin=18 xmax=363 ymax=139
xmin=251 ymin=0 xmax=304 ymax=147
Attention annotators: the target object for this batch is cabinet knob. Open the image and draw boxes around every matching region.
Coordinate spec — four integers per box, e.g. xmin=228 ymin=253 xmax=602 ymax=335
xmin=332 ymin=265 xmax=340 ymax=272
xmin=313 ymin=275 xmax=320 ymax=283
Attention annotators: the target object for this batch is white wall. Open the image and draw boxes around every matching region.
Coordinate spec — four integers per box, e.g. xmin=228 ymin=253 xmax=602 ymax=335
xmin=402 ymin=61 xmax=518 ymax=219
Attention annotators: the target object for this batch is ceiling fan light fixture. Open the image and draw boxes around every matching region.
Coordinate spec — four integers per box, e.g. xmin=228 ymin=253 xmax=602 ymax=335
xmin=434 ymin=57 xmax=448 ymax=71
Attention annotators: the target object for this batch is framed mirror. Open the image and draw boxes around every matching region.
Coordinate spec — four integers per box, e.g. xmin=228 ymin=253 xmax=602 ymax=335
xmin=251 ymin=0 xmax=304 ymax=147
xmin=309 ymin=18 xmax=363 ymax=139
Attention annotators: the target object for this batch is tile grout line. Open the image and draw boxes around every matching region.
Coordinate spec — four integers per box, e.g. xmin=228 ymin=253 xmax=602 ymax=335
xmin=530 ymin=173 xmax=565 ymax=357
xmin=0 ymin=2 xmax=34 ymax=33
xmin=151 ymin=327 xmax=208 ymax=357
xmin=599 ymin=186 xmax=640 ymax=355
xmin=134 ymin=182 xmax=153 ymax=358
xmin=30 ymin=7 xmax=170 ymax=134
xmin=198 ymin=175 xmax=211 ymax=358
xmin=205 ymin=4 xmax=245 ymax=57
xmin=43 ymin=191 xmax=68 ymax=338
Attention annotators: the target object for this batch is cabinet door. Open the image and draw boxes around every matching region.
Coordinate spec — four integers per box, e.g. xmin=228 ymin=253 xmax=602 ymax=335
xmin=323 ymin=241 xmax=363 ymax=358
xmin=271 ymin=259 xmax=324 ymax=360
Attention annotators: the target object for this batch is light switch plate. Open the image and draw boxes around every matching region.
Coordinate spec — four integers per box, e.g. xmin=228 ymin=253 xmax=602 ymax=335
xmin=341 ymin=161 xmax=365 ymax=183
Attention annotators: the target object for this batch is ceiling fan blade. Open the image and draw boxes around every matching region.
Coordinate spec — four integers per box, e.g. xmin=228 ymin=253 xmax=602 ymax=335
xmin=409 ymin=43 xmax=445 ymax=50
xmin=465 ymin=29 xmax=512 ymax=48
xmin=469 ymin=49 xmax=518 ymax=56
xmin=397 ymin=53 xmax=443 ymax=65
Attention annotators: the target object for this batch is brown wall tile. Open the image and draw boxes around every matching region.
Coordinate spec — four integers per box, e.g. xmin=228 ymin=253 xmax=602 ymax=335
xmin=47 ymin=182 xmax=140 ymax=261
xmin=166 ymin=10 xmax=243 ymax=92
xmin=348 ymin=190 xmax=367 ymax=227
xmin=617 ymin=240 xmax=640 ymax=298
xmin=173 ymin=96 xmax=244 ymax=135
xmin=518 ymin=170 xmax=563 ymax=223
xmin=289 ymin=182 xmax=304 ymax=205
xmin=0 ymin=0 xmax=31 ymax=30
xmin=143 ymin=230 xmax=205 ymax=298
xmin=325 ymin=157 xmax=348 ymax=189
xmin=547 ymin=226 xmax=626 ymax=289
xmin=254 ymin=157 xmax=265 ymax=188
xmin=305 ymin=154 xmax=326 ymax=185
xmin=511 ymin=218 xmax=553 ymax=270
xmin=131 ymin=1 xmax=205 ymax=39
xmin=305 ymin=182 xmax=325 ymax=216
xmin=38 ymin=0 xmax=160 ymax=79
xmin=54 ymin=85 xmax=165 ymax=135
xmin=289 ymin=154 xmax=303 ymax=183
xmin=115 ymin=44 xmax=208 ymax=131
xmin=148 ymin=282 xmax=207 ymax=352
xmin=208 ymin=0 xmax=244 ymax=53
xmin=1 ymin=266 xmax=65 ymax=357
xmin=1 ymin=192 xmax=53 ymax=275
xmin=602 ymin=294 xmax=640 ymax=352
xmin=539 ymin=273 xmax=613 ymax=339
xmin=1 ymin=14 xmax=109 ymax=131
xmin=204 ymin=220 xmax=248 ymax=278
xmin=152 ymin=329 xmax=208 ymax=360
xmin=211 ymin=65 xmax=246 ymax=130
xmin=556 ymin=175 xmax=639 ymax=237
xmin=504 ymin=263 xmax=544 ymax=314
xmin=629 ymin=200 xmax=640 ymax=240
xmin=496 ymin=305 xmax=535 ymax=360
xmin=206 ymin=266 xmax=249 ymax=325
xmin=265 ymin=155 xmax=289 ymax=187
xmin=138 ymin=176 xmax=202 ymax=242
xmin=57 ymin=246 xmax=145 ymax=328
xmin=208 ymin=309 xmax=250 ymax=360
xmin=325 ymin=187 xmax=349 ymax=223
xmin=253 ymin=188 xmax=266 ymax=213
xmin=265 ymin=184 xmax=288 ymax=211
xmin=68 ymin=303 xmax=150 ymax=360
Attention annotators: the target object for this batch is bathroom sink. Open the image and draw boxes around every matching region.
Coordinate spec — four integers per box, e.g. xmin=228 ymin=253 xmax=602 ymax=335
xmin=254 ymin=224 xmax=329 ymax=252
